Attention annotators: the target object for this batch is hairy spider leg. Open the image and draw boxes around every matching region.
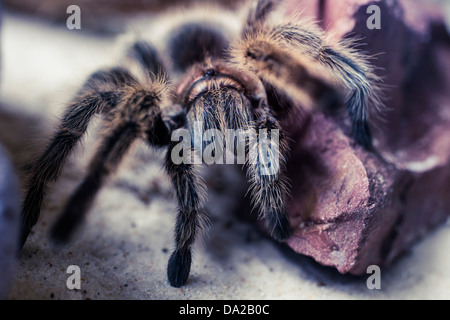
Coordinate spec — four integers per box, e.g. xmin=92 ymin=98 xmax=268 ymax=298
xmin=272 ymin=23 xmax=383 ymax=149
xmin=50 ymin=82 xmax=169 ymax=244
xmin=236 ymin=0 xmax=382 ymax=149
xmin=20 ymin=68 xmax=138 ymax=248
xmin=246 ymin=99 xmax=291 ymax=241
xmin=163 ymin=19 xmax=232 ymax=287
xmin=165 ymin=142 xmax=208 ymax=287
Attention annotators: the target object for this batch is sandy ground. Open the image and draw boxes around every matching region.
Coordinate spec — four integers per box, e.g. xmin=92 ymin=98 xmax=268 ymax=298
xmin=1 ymin=13 xmax=449 ymax=300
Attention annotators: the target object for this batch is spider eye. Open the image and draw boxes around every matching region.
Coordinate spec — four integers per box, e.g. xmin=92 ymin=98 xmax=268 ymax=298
xmin=246 ymin=50 xmax=258 ymax=60
xmin=246 ymin=49 xmax=274 ymax=62
xmin=204 ymin=69 xmax=217 ymax=77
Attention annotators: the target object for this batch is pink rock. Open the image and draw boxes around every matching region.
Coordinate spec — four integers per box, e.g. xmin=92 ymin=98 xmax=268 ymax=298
xmin=282 ymin=0 xmax=450 ymax=274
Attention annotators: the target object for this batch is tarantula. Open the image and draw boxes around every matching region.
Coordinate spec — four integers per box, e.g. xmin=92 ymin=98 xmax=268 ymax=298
xmin=20 ymin=0 xmax=382 ymax=287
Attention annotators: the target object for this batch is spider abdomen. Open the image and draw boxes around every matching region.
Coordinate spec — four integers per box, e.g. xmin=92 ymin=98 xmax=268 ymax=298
xmin=167 ymin=23 xmax=231 ymax=73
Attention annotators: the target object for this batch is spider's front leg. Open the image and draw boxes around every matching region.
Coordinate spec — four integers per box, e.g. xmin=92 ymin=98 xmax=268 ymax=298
xmin=234 ymin=0 xmax=382 ymax=149
xmin=20 ymin=68 xmax=135 ymax=247
xmin=50 ymin=117 xmax=140 ymax=243
xmin=50 ymin=79 xmax=171 ymax=243
xmin=215 ymin=67 xmax=292 ymax=242
xmin=164 ymin=141 xmax=208 ymax=287
xmin=247 ymin=98 xmax=291 ymax=242
xmin=49 ymin=76 xmax=172 ymax=245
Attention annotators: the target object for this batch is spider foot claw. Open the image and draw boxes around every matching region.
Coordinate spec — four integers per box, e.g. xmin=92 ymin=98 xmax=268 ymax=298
xmin=167 ymin=249 xmax=192 ymax=287
xmin=268 ymin=212 xmax=291 ymax=242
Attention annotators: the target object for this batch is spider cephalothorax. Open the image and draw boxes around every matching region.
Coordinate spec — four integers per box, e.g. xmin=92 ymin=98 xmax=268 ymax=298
xmin=20 ymin=0 xmax=382 ymax=287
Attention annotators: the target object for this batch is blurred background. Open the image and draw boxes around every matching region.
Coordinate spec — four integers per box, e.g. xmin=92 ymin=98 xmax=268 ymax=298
xmin=2 ymin=0 xmax=245 ymax=34
xmin=2 ymin=0 xmax=450 ymax=34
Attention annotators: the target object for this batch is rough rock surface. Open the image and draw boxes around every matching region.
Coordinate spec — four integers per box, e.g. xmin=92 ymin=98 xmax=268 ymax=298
xmin=282 ymin=0 xmax=450 ymax=275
